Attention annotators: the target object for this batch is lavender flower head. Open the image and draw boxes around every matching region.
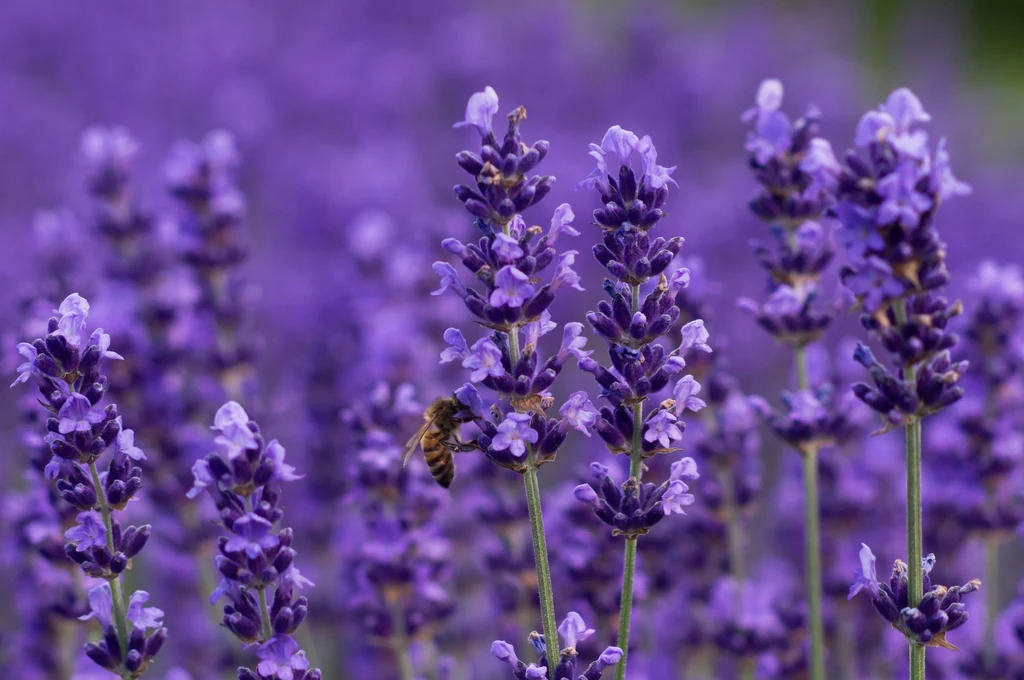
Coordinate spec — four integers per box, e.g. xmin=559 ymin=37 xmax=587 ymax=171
xmin=848 ymin=544 xmax=980 ymax=649
xmin=440 ymin=87 xmax=594 ymax=475
xmin=12 ymin=293 xmax=165 ymax=677
xmin=188 ymin=401 xmax=320 ymax=680
xmin=825 ymin=89 xmax=972 ymax=428
xmin=739 ymin=79 xmax=836 ymax=347
xmin=491 ymin=612 xmax=623 ymax=679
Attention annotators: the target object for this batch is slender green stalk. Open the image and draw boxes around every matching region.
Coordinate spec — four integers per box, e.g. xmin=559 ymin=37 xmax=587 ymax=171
xmin=389 ymin=599 xmax=416 ymax=680
xmin=985 ymin=536 xmax=1000 ymax=648
xmin=614 ymin=283 xmax=645 ymax=680
xmin=719 ymin=464 xmax=745 ymax=580
xmin=793 ymin=346 xmax=825 ymax=680
xmin=614 ymin=537 xmax=638 ymax=680
xmin=496 ymin=226 xmax=560 ymax=676
xmin=523 ymin=467 xmax=559 ymax=669
xmin=89 ymin=461 xmax=131 ymax=679
xmin=894 ymin=298 xmax=925 ymax=680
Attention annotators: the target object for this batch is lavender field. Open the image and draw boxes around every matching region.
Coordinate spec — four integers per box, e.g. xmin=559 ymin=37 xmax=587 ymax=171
xmin=2 ymin=2 xmax=1024 ymax=679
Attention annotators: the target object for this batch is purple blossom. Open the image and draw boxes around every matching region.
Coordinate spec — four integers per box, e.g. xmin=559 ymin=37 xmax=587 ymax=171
xmin=551 ymin=250 xmax=584 ymax=291
xmin=213 ymin=401 xmax=256 ymax=452
xmin=455 ymin=383 xmax=487 ymax=419
xmin=493 ymin=233 xmax=524 ymax=262
xmin=669 ymin=267 xmax=691 ymax=295
xmin=464 ymin=337 xmax=505 ymax=382
xmin=56 ymin=293 xmax=91 ymax=346
xmin=440 ymin=328 xmax=470 ymax=364
xmin=489 ymin=266 xmax=535 ymax=308
xmin=126 ymin=591 xmax=165 ymax=630
xmin=644 ymin=410 xmax=683 ymax=449
xmin=79 ymin=583 xmax=114 ymax=630
xmin=116 ymin=425 xmax=146 ymax=461
xmin=678 ymin=319 xmax=712 ymax=354
xmin=637 ymin=134 xmax=677 ymax=189
xmin=876 ymin=160 xmax=932 ymax=228
xmin=491 ymin=640 xmax=519 ymax=667
xmin=557 ymin=322 xmax=591 ymax=363
xmin=452 ymin=85 xmax=499 ymax=137
xmin=264 ymin=440 xmax=303 ymax=483
xmin=848 ymin=543 xmax=880 ymax=600
xmin=662 ymin=480 xmax=696 ymax=515
xmin=65 ymin=510 xmax=106 ymax=552
xmin=672 ymin=375 xmax=707 ymax=415
xmin=547 ymin=203 xmax=578 ymax=244
xmin=490 ymin=413 xmax=538 ymax=458
xmin=58 ymin=394 xmax=105 ymax=434
xmin=931 ymin=138 xmax=972 ymax=200
xmin=186 ymin=459 xmax=215 ymax=499
xmin=799 ymin=138 xmax=841 ymax=199
xmin=557 ymin=611 xmax=595 ymax=650
xmin=432 ymin=261 xmax=469 ymax=299
xmin=741 ymin=78 xmax=784 ymax=122
xmin=559 ymin=391 xmax=599 ymax=436
xmin=670 ymin=457 xmax=699 ymax=481
xmin=224 ymin=513 xmax=280 ymax=559
xmin=256 ymin=635 xmax=311 ymax=680
xmin=11 ymin=342 xmax=39 ymax=387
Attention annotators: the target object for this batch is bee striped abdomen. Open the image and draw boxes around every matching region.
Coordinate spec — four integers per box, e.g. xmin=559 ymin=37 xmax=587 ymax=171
xmin=422 ymin=430 xmax=455 ymax=488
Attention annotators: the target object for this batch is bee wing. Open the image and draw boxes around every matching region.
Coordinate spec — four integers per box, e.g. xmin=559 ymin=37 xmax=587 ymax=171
xmin=401 ymin=418 xmax=436 ymax=467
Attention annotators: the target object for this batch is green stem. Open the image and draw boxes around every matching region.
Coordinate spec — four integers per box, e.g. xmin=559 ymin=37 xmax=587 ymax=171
xmin=614 ymin=283 xmax=645 ymax=680
xmin=499 ymin=255 xmax=559 ymax=678
xmin=895 ymin=299 xmax=925 ymax=679
xmin=985 ymin=536 xmax=1000 ymax=653
xmin=389 ymin=599 xmax=416 ymax=680
xmin=89 ymin=461 xmax=131 ymax=678
xmin=719 ymin=464 xmax=745 ymax=581
xmin=523 ymin=467 xmax=558 ymax=670
xmin=793 ymin=346 xmax=825 ymax=680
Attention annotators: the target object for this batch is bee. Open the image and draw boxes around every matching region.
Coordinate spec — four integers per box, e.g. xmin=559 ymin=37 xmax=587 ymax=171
xmin=402 ymin=396 xmax=479 ymax=488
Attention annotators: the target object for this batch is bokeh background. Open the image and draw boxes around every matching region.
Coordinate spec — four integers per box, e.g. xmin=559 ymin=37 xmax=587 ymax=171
xmin=2 ymin=1 xmax=1023 ymax=678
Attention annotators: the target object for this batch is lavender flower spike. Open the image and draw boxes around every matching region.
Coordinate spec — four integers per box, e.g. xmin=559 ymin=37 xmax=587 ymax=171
xmin=13 ymin=293 xmax=165 ymax=677
xmin=189 ymin=401 xmax=320 ymax=680
xmin=833 ymin=87 xmax=977 ymax=678
xmin=578 ymin=125 xmax=704 ymax=680
xmin=446 ymin=86 xmax=596 ymax=671
xmin=491 ymin=612 xmax=622 ymax=680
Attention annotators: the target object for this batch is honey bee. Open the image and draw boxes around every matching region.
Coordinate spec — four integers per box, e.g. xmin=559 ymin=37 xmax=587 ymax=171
xmin=402 ymin=396 xmax=479 ymax=488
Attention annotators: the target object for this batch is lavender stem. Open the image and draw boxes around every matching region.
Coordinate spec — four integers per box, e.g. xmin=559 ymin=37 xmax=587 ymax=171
xmin=89 ymin=460 xmax=131 ymax=676
xmin=244 ymin=495 xmax=273 ymax=642
xmin=614 ymin=537 xmax=638 ymax=680
xmin=794 ymin=344 xmax=826 ymax=680
xmin=985 ymin=536 xmax=999 ymax=652
xmin=615 ymin=282 xmax=645 ymax=680
xmin=522 ymin=466 xmax=558 ymax=674
xmin=497 ymin=215 xmax=559 ymax=674
xmin=389 ymin=599 xmax=416 ymax=680
xmin=719 ymin=465 xmax=745 ymax=580
xmin=894 ymin=300 xmax=926 ymax=680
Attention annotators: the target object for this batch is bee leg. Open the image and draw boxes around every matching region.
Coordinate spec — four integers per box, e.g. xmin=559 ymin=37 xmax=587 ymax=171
xmin=451 ymin=416 xmax=477 ymax=424
xmin=441 ymin=439 xmax=480 ymax=453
